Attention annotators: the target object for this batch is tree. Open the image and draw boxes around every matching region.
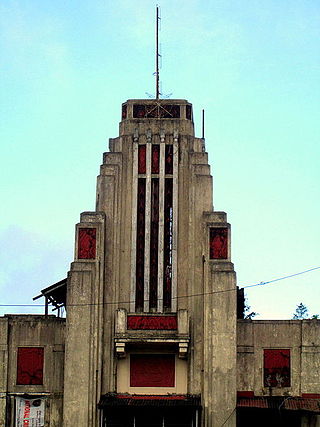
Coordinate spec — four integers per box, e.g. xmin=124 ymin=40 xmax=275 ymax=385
xmin=244 ymin=296 xmax=258 ymax=320
xmin=293 ymin=303 xmax=308 ymax=319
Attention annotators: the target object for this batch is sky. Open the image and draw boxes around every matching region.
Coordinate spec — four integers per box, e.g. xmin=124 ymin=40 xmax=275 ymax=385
xmin=1 ymin=0 xmax=319 ymax=319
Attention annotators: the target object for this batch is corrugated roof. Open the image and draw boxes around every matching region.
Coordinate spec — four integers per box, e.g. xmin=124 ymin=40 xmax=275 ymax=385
xmin=237 ymin=396 xmax=320 ymax=413
xmin=99 ymin=394 xmax=201 ymax=408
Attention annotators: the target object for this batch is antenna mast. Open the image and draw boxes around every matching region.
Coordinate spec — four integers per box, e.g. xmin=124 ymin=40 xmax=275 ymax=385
xmin=155 ymin=6 xmax=160 ymax=99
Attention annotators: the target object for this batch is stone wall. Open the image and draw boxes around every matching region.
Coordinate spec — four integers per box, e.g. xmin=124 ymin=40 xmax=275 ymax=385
xmin=0 ymin=315 xmax=65 ymax=427
xmin=237 ymin=319 xmax=320 ymax=396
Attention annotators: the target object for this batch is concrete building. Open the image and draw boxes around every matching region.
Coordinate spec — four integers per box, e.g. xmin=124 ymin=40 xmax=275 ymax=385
xmin=0 ymin=98 xmax=319 ymax=426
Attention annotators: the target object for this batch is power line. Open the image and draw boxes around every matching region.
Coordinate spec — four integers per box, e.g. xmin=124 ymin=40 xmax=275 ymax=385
xmin=0 ymin=266 xmax=319 ymax=308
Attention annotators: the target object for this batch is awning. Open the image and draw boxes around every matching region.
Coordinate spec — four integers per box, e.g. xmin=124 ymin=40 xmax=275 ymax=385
xmin=98 ymin=394 xmax=201 ymax=408
xmin=237 ymin=396 xmax=320 ymax=413
xmin=33 ymin=278 xmax=67 ymax=313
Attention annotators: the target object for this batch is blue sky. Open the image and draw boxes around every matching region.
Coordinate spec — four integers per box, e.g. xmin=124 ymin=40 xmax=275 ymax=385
xmin=1 ymin=0 xmax=319 ymax=318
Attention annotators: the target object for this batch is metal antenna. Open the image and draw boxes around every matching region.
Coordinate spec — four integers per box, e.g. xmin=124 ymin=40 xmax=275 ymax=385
xmin=155 ymin=6 xmax=160 ymax=99
xmin=202 ymin=109 xmax=205 ymax=139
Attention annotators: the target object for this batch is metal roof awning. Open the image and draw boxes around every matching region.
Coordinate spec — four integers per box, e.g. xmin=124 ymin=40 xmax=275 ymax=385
xmin=237 ymin=396 xmax=320 ymax=413
xmin=98 ymin=394 xmax=201 ymax=408
xmin=33 ymin=278 xmax=67 ymax=315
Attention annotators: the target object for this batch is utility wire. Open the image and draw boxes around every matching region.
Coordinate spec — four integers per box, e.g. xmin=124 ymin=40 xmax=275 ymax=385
xmin=0 ymin=266 xmax=319 ymax=308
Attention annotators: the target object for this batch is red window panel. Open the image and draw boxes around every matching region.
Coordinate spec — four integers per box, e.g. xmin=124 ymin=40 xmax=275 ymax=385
xmin=130 ymin=354 xmax=175 ymax=387
xmin=264 ymin=349 xmax=290 ymax=388
xmin=78 ymin=228 xmax=96 ymax=259
xmin=138 ymin=145 xmax=146 ymax=174
xmin=151 ymin=145 xmax=160 ymax=174
xmin=17 ymin=347 xmax=44 ymax=385
xmin=209 ymin=228 xmax=228 ymax=259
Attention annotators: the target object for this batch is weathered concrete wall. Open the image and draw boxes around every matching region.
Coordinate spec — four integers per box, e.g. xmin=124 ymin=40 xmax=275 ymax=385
xmin=237 ymin=319 xmax=320 ymax=396
xmin=63 ymin=213 xmax=105 ymax=427
xmin=0 ymin=315 xmax=65 ymax=427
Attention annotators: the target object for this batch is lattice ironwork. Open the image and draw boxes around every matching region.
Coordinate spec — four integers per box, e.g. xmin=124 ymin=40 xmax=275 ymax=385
xmin=133 ymin=104 xmax=180 ymax=119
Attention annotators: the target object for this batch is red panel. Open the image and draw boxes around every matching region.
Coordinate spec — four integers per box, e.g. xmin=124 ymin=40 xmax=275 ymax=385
xmin=127 ymin=315 xmax=177 ymax=330
xmin=165 ymin=145 xmax=173 ymax=175
xmin=17 ymin=347 xmax=44 ymax=385
xmin=78 ymin=228 xmax=96 ymax=259
xmin=130 ymin=354 xmax=175 ymax=387
xmin=209 ymin=228 xmax=228 ymax=259
xmin=138 ymin=145 xmax=146 ymax=174
xmin=264 ymin=349 xmax=290 ymax=387
xmin=152 ymin=145 xmax=160 ymax=174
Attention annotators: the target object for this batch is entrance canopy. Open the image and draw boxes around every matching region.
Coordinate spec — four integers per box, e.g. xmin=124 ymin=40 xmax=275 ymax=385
xmin=99 ymin=394 xmax=201 ymax=427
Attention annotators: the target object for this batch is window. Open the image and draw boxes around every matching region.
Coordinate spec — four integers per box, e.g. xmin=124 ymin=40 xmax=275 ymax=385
xmin=130 ymin=354 xmax=175 ymax=387
xmin=264 ymin=349 xmax=290 ymax=387
xmin=17 ymin=347 xmax=44 ymax=385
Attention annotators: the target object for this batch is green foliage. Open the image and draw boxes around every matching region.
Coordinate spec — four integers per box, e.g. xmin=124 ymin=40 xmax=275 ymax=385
xmin=292 ymin=303 xmax=319 ymax=320
xmin=244 ymin=295 xmax=258 ymax=320
xmin=293 ymin=303 xmax=308 ymax=319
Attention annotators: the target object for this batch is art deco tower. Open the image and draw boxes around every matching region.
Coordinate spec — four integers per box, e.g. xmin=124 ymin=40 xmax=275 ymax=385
xmin=63 ymin=99 xmax=237 ymax=426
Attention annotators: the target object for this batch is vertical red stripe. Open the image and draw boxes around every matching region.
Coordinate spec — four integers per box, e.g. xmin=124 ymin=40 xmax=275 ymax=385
xmin=138 ymin=145 xmax=146 ymax=174
xmin=163 ymin=178 xmax=173 ymax=311
xmin=136 ymin=179 xmax=146 ymax=311
xmin=149 ymin=179 xmax=159 ymax=310
xmin=165 ymin=145 xmax=173 ymax=174
xmin=151 ymin=145 xmax=160 ymax=174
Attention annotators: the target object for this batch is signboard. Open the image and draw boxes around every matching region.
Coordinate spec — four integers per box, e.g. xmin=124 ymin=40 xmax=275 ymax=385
xmin=15 ymin=397 xmax=45 ymax=427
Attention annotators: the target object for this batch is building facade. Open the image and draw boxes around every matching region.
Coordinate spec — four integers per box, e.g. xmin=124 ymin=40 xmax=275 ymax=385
xmin=0 ymin=99 xmax=319 ymax=426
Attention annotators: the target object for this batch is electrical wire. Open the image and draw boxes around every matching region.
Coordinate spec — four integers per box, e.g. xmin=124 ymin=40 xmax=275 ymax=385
xmin=0 ymin=266 xmax=319 ymax=308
